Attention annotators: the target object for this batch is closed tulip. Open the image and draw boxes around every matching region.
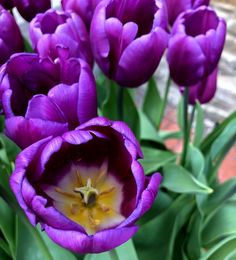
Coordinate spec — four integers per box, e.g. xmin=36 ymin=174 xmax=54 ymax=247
xmin=167 ymin=6 xmax=226 ymax=86
xmin=90 ymin=0 xmax=169 ymax=87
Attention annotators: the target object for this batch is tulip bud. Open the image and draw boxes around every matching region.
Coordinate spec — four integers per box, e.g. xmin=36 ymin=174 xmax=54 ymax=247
xmin=61 ymin=0 xmax=102 ymax=29
xmin=165 ymin=0 xmax=210 ymax=25
xmin=0 ymin=6 xmax=24 ymax=65
xmin=14 ymin=0 xmax=51 ymax=21
xmin=167 ymin=6 xmax=226 ymax=86
xmin=30 ymin=9 xmax=93 ymax=66
xmin=90 ymin=0 xmax=169 ymax=87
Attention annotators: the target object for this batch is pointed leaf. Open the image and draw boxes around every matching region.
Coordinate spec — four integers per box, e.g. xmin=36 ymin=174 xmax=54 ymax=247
xmin=193 ymin=102 xmax=204 ymax=147
xmin=162 ymin=164 xmax=213 ymax=194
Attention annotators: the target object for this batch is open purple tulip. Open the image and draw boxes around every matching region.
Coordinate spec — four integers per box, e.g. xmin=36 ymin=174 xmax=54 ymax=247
xmin=30 ymin=9 xmax=93 ymax=66
xmin=167 ymin=6 xmax=226 ymax=86
xmin=90 ymin=0 xmax=169 ymax=87
xmin=62 ymin=0 xmax=102 ymax=30
xmin=180 ymin=68 xmax=218 ymax=105
xmin=0 ymin=53 xmax=97 ymax=148
xmin=165 ymin=0 xmax=210 ymax=25
xmin=14 ymin=0 xmax=51 ymax=21
xmin=0 ymin=0 xmax=14 ymax=10
xmin=10 ymin=117 xmax=162 ymax=253
xmin=0 ymin=5 xmax=23 ymax=65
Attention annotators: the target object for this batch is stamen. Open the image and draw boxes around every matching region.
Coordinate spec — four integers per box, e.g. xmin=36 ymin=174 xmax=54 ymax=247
xmin=98 ymin=187 xmax=115 ymax=197
xmin=97 ymin=203 xmax=110 ymax=213
xmin=88 ymin=210 xmax=100 ymax=227
xmin=70 ymin=203 xmax=80 ymax=215
xmin=55 ymin=187 xmax=76 ymax=199
xmin=94 ymin=160 xmax=108 ymax=187
xmin=75 ymin=170 xmax=83 ymax=186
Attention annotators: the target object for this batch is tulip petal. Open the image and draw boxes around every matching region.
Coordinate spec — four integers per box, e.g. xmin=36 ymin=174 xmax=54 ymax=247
xmin=25 ymin=95 xmax=66 ymax=123
xmin=119 ymin=173 xmax=162 ymax=227
xmin=5 ymin=117 xmax=68 ymax=149
xmin=44 ymin=224 xmax=138 ymax=253
xmin=116 ymin=28 xmax=168 ymax=87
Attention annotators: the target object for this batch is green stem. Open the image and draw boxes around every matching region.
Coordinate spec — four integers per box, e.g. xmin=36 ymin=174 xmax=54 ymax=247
xmin=109 ymin=249 xmax=119 ymax=260
xmin=180 ymin=88 xmax=189 ymax=166
xmin=117 ymin=87 xmax=124 ymax=121
xmin=157 ymin=74 xmax=171 ymax=129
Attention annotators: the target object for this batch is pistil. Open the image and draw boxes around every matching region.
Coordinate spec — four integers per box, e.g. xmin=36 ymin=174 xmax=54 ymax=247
xmin=74 ymin=178 xmax=99 ymax=206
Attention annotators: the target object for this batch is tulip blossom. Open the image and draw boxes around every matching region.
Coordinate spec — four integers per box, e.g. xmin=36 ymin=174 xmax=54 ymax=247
xmin=167 ymin=6 xmax=226 ymax=86
xmin=30 ymin=9 xmax=93 ymax=66
xmin=0 ymin=0 xmax=14 ymax=10
xmin=62 ymin=0 xmax=102 ymax=29
xmin=10 ymin=117 xmax=162 ymax=253
xmin=0 ymin=53 xmax=97 ymax=148
xmin=0 ymin=5 xmax=23 ymax=65
xmin=14 ymin=0 xmax=51 ymax=21
xmin=90 ymin=0 xmax=169 ymax=87
xmin=165 ymin=0 xmax=210 ymax=25
xmin=180 ymin=68 xmax=218 ymax=105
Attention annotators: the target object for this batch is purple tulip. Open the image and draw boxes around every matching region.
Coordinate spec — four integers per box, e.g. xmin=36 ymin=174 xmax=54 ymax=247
xmin=0 ymin=53 xmax=97 ymax=148
xmin=0 ymin=0 xmax=14 ymax=10
xmin=90 ymin=0 xmax=169 ymax=87
xmin=180 ymin=68 xmax=218 ymax=105
xmin=165 ymin=0 xmax=210 ymax=25
xmin=167 ymin=6 xmax=226 ymax=86
xmin=30 ymin=9 xmax=93 ymax=66
xmin=0 ymin=6 xmax=23 ymax=65
xmin=61 ymin=0 xmax=102 ymax=29
xmin=10 ymin=117 xmax=162 ymax=253
xmin=14 ymin=0 xmax=51 ymax=22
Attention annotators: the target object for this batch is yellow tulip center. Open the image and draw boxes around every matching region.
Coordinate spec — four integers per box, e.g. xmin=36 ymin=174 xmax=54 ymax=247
xmin=44 ymin=160 xmax=125 ymax=235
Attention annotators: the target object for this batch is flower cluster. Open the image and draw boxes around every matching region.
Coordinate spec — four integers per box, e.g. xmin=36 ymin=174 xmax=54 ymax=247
xmin=0 ymin=0 xmax=227 ymax=254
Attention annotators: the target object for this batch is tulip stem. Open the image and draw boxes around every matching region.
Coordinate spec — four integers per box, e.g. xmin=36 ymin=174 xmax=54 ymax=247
xmin=118 ymin=87 xmax=124 ymax=121
xmin=157 ymin=74 xmax=171 ymax=129
xmin=180 ymin=87 xmax=189 ymax=166
xmin=109 ymin=249 xmax=119 ymax=260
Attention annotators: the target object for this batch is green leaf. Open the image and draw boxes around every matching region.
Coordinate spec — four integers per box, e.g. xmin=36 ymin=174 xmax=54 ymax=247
xmin=202 ymin=178 xmax=236 ymax=216
xmin=200 ymin=235 xmax=236 ymax=260
xmin=134 ymin=195 xmax=194 ymax=260
xmin=162 ymin=164 xmax=213 ymax=194
xmin=142 ymin=77 xmax=162 ymax=127
xmin=139 ymin=111 xmax=163 ymax=144
xmin=0 ymin=237 xmax=11 ymax=257
xmin=122 ymin=89 xmax=140 ymax=138
xmin=15 ymin=218 xmax=53 ymax=260
xmin=202 ymin=202 xmax=236 ymax=246
xmin=140 ymin=147 xmax=176 ymax=174
xmin=186 ymin=145 xmax=205 ymax=181
xmin=0 ymin=247 xmax=11 ymax=260
xmin=210 ymin=119 xmax=236 ymax=162
xmin=159 ymin=130 xmax=182 ymax=140
xmin=95 ymin=72 xmax=108 ymax=109
xmin=0 ymin=198 xmax=15 ymax=257
xmin=194 ymin=102 xmax=204 ymax=147
xmin=85 ymin=240 xmax=138 ymax=260
xmin=0 ymin=134 xmax=20 ymax=163
xmin=200 ymin=111 xmax=236 ymax=154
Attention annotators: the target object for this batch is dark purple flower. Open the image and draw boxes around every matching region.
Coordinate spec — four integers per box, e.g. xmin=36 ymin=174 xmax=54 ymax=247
xmin=10 ymin=117 xmax=162 ymax=253
xmin=0 ymin=6 xmax=23 ymax=65
xmin=0 ymin=0 xmax=14 ymax=10
xmin=167 ymin=6 xmax=226 ymax=86
xmin=61 ymin=0 xmax=102 ymax=29
xmin=180 ymin=68 xmax=218 ymax=105
xmin=165 ymin=0 xmax=210 ymax=25
xmin=0 ymin=53 xmax=97 ymax=148
xmin=30 ymin=9 xmax=93 ymax=66
xmin=90 ymin=0 xmax=169 ymax=87
xmin=14 ymin=0 xmax=51 ymax=21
